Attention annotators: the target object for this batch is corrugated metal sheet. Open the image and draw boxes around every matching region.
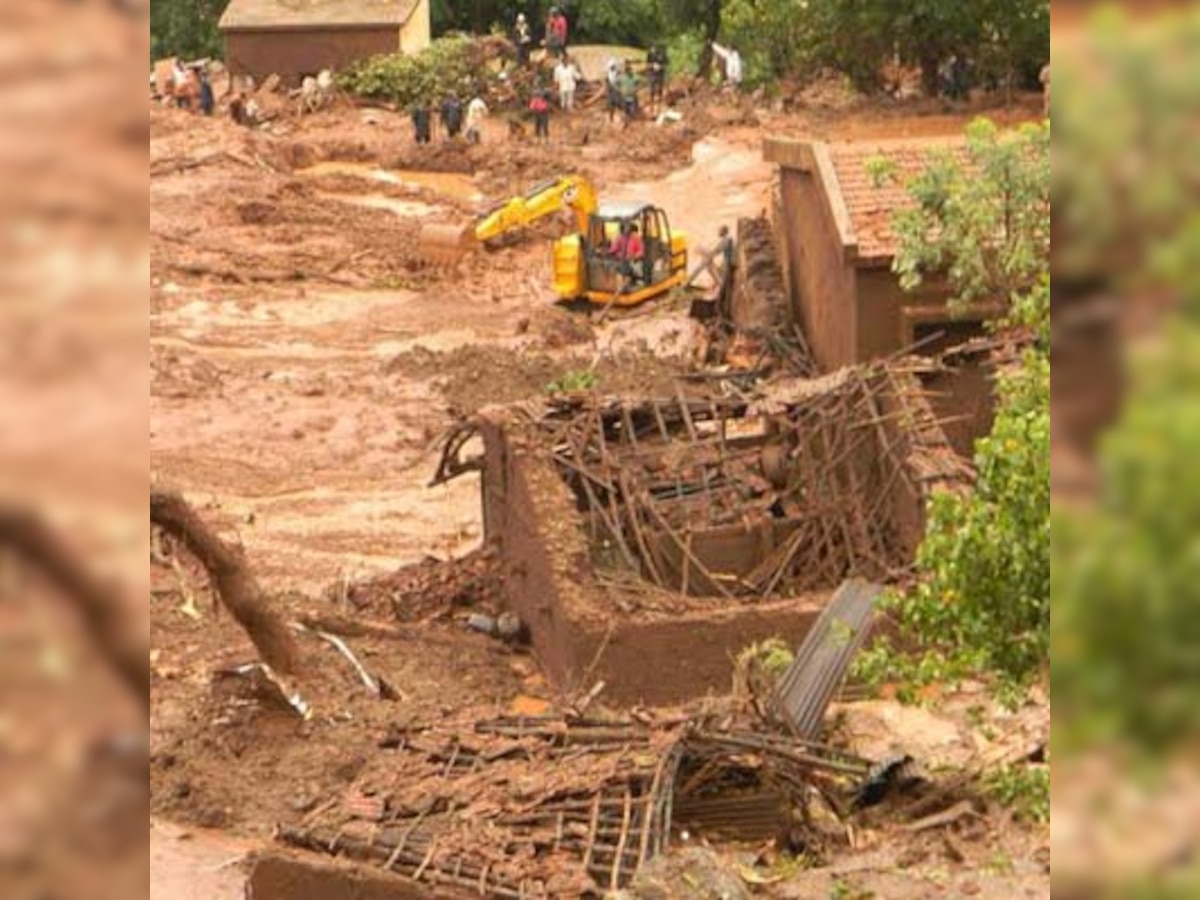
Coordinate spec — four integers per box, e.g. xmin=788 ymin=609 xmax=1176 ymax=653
xmin=771 ymin=578 xmax=882 ymax=739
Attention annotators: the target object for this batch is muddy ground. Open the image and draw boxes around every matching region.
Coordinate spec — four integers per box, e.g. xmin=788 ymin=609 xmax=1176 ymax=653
xmin=150 ymin=77 xmax=1047 ymax=898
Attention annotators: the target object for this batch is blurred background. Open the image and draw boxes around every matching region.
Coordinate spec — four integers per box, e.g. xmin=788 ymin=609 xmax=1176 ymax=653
xmin=0 ymin=1 xmax=147 ymax=896
xmin=1050 ymin=1 xmax=1200 ymax=896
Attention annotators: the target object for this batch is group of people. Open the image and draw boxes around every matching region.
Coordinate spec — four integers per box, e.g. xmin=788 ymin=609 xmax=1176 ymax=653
xmin=410 ymin=93 xmax=490 ymax=144
xmin=513 ymin=6 xmax=570 ymax=66
xmin=165 ymin=59 xmax=215 ymax=116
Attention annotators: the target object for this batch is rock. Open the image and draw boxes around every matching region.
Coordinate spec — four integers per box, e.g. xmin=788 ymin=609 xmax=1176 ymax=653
xmin=626 ymin=847 xmax=751 ymax=900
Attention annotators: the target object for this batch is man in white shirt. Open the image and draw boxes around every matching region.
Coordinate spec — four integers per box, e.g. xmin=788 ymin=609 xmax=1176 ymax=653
xmin=465 ymin=96 xmax=489 ymax=144
xmin=711 ymin=42 xmax=743 ymax=88
xmin=554 ymin=55 xmax=581 ymax=113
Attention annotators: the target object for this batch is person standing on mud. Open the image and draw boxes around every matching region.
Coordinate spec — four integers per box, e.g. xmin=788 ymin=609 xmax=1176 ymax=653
xmin=711 ymin=42 xmax=743 ymax=89
xmin=618 ymin=62 xmax=640 ymax=127
xmin=605 ymin=57 xmax=623 ymax=124
xmin=198 ymin=68 xmax=215 ymax=116
xmin=715 ymin=224 xmax=737 ymax=315
xmin=647 ymin=45 xmax=668 ymax=112
xmin=411 ymin=100 xmax=432 ymax=145
xmin=529 ymin=90 xmax=551 ymax=143
xmin=514 ymin=13 xmax=533 ymax=66
xmin=465 ymin=95 xmax=489 ymax=144
xmin=554 ymin=55 xmax=580 ymax=113
xmin=440 ymin=93 xmax=463 ymax=140
xmin=545 ymin=7 xmax=568 ymax=60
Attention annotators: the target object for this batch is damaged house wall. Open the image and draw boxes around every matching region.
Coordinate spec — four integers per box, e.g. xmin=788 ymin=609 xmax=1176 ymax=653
xmin=764 ymin=137 xmax=1004 ymax=455
xmin=449 ymin=364 xmax=970 ymax=707
xmin=476 ymin=417 xmax=824 ymax=706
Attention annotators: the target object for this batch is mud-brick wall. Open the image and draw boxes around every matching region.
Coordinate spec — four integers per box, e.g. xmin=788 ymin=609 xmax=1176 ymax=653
xmin=478 ymin=419 xmax=589 ymax=690
xmin=920 ymin=362 xmax=996 ymax=460
xmin=777 ymin=169 xmax=857 ymax=371
xmin=874 ymin=372 xmax=973 ymax=557
xmin=479 ymin=418 xmax=831 ymax=706
xmin=224 ymin=28 xmax=400 ymax=86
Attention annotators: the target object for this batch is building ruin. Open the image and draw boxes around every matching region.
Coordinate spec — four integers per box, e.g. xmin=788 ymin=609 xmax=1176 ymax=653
xmin=435 ymin=362 xmax=970 ymax=706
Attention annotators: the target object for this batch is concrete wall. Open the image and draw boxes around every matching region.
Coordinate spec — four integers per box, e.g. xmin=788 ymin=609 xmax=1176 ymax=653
xmin=400 ymin=0 xmax=432 ymax=53
xmin=224 ymin=28 xmax=400 ymax=86
xmin=778 ymin=168 xmax=857 ymax=371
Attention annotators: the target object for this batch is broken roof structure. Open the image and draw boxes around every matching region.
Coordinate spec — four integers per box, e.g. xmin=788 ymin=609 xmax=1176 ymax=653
xmin=279 ymin=712 xmax=873 ymax=898
xmin=435 ymin=362 xmax=970 ymax=707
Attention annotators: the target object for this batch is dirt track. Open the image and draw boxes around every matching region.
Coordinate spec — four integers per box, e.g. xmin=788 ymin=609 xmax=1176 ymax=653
xmin=150 ymin=81 xmax=1046 ymax=898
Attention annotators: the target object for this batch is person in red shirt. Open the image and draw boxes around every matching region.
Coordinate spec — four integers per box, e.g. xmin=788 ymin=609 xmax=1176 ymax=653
xmin=546 ymin=7 xmax=569 ymax=59
xmin=529 ymin=90 xmax=551 ymax=143
xmin=609 ymin=222 xmax=644 ymax=284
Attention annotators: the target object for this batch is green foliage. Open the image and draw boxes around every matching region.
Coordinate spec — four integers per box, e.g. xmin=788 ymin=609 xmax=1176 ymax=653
xmin=1048 ymin=9 xmax=1200 ymax=757
xmin=804 ymin=0 xmax=1048 ymax=94
xmin=881 ymin=118 xmax=1051 ymax=311
xmin=1052 ymin=8 xmax=1200 ymax=283
xmin=889 ymin=342 xmax=1050 ymax=685
xmin=666 ymin=28 xmax=710 ymax=81
xmin=572 ymin=0 xmax=666 ymax=47
xmin=150 ymin=0 xmax=225 ymax=61
xmin=719 ymin=0 xmax=811 ymax=89
xmin=735 ymin=637 xmax=795 ymax=679
xmin=338 ymin=36 xmax=481 ymax=108
xmin=855 ymin=121 xmax=1051 ymax=695
xmin=984 ymin=763 xmax=1049 ymax=824
xmin=545 ymin=370 xmax=599 ymax=393
xmin=1053 ymin=315 xmax=1200 ymax=751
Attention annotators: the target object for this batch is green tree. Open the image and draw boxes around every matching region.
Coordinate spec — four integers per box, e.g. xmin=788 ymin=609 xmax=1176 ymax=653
xmin=877 ymin=118 xmax=1050 ymax=323
xmin=662 ymin=0 xmax=725 ymax=76
xmin=857 ymin=119 xmax=1051 ymax=690
xmin=150 ymin=0 xmax=226 ymax=61
xmin=806 ymin=0 xmax=1048 ymax=94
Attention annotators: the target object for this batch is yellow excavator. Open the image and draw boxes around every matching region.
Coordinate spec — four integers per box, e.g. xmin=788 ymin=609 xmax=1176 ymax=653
xmin=419 ymin=175 xmax=689 ymax=308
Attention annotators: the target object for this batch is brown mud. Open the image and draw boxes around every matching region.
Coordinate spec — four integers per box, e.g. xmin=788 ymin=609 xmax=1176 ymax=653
xmin=150 ymin=75 xmax=1047 ymax=898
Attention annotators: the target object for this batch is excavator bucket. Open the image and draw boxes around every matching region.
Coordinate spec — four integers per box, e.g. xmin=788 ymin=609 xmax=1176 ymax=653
xmin=415 ymin=222 xmax=474 ymax=265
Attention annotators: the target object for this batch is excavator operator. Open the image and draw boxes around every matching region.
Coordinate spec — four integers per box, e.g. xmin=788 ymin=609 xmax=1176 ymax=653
xmin=607 ymin=222 xmax=645 ymax=286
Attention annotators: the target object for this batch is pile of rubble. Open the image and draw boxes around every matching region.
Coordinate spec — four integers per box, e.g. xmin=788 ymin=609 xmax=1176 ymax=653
xmin=274 ymin=584 xmax=907 ymax=898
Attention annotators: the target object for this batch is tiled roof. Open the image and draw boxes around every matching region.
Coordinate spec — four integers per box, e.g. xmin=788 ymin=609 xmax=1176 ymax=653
xmin=825 ymin=138 xmax=968 ymax=264
xmin=220 ymin=0 xmax=420 ymax=31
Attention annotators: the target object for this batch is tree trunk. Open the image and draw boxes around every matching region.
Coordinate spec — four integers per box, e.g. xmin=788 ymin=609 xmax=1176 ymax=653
xmin=150 ymin=489 xmax=300 ymax=676
xmin=699 ymin=0 xmax=722 ymax=78
xmin=0 ymin=506 xmax=149 ymax=706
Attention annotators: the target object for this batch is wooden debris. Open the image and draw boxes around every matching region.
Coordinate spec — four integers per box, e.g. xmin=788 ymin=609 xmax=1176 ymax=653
xmin=150 ymin=488 xmax=301 ymax=676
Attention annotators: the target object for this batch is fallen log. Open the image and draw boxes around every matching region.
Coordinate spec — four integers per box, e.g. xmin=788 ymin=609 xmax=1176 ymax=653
xmin=150 ymin=489 xmax=300 ymax=676
xmin=0 ymin=505 xmax=149 ymax=705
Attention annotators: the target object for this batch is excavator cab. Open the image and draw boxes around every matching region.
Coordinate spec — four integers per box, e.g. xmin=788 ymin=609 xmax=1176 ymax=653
xmin=572 ymin=204 xmax=688 ymax=307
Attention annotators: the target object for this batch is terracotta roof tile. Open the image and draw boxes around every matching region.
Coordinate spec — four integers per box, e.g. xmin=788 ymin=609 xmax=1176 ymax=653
xmin=220 ymin=0 xmax=421 ymax=31
xmin=825 ymin=138 xmax=968 ymax=264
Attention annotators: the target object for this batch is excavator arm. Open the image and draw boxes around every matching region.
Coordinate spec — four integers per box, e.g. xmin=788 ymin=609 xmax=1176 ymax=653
xmin=415 ymin=175 xmax=599 ymax=265
xmin=473 ymin=175 xmax=599 ymax=242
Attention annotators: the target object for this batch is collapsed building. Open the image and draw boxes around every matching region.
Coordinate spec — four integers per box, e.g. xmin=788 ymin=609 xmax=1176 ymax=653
xmin=762 ymin=136 xmax=1020 ymax=458
xmin=265 ymin=581 xmax=900 ymax=899
xmin=434 ymin=361 xmax=970 ymax=707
